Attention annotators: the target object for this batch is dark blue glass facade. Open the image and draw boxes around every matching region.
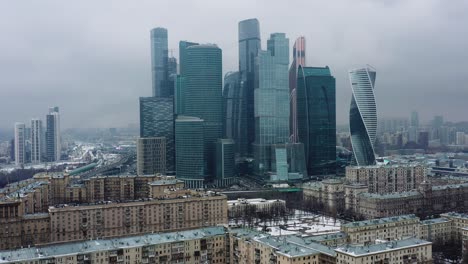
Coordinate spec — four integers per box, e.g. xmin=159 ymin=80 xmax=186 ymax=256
xmin=150 ymin=28 xmax=168 ymax=97
xmin=184 ymin=44 xmax=223 ymax=178
xmin=238 ymin=19 xmax=261 ymax=157
xmin=297 ymin=66 xmax=336 ymax=176
xmin=139 ymin=97 xmax=175 ymax=173
xmin=175 ymin=116 xmax=205 ymax=188
xmin=223 ymin=71 xmax=240 ymax=141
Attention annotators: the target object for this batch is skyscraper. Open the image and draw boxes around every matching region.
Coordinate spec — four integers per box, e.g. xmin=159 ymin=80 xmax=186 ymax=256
xmin=46 ymin=107 xmax=61 ymax=162
xmin=349 ymin=67 xmax=377 ymax=166
xmin=215 ymin=139 xmax=236 ymax=187
xmin=175 ymin=116 xmax=205 ymax=188
xmin=223 ymin=71 xmax=240 ymax=140
xmin=254 ymin=33 xmax=289 ymax=176
xmin=184 ymin=44 xmax=223 ymax=177
xmin=176 ymin=41 xmax=199 ymax=115
xmin=297 ymin=66 xmax=336 ymax=176
xmin=289 ymin=36 xmax=306 ymax=143
xmin=150 ymin=27 xmax=169 ymax=97
xmin=137 ymin=137 xmax=166 ymax=175
xmin=411 ymin=111 xmax=419 ymax=128
xmin=31 ymin=119 xmax=43 ymax=163
xmin=139 ymin=97 xmax=175 ymax=173
xmin=238 ymin=18 xmax=261 ymax=157
xmin=14 ymin=122 xmax=26 ymax=166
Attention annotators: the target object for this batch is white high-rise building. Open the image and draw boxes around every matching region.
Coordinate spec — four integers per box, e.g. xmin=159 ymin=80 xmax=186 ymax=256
xmin=46 ymin=107 xmax=61 ymax=162
xmin=14 ymin=122 xmax=26 ymax=166
xmin=31 ymin=119 xmax=43 ymax=163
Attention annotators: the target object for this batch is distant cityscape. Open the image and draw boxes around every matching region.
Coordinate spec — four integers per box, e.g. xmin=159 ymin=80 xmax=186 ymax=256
xmin=1 ymin=15 xmax=468 ymax=264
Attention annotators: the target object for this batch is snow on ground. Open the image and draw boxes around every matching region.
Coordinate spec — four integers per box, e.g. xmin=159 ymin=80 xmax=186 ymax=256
xmin=231 ymin=210 xmax=342 ymax=237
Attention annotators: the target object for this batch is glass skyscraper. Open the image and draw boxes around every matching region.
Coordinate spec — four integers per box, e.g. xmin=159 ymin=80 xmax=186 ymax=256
xmin=289 ymin=36 xmax=306 ymax=143
xmin=175 ymin=116 xmax=205 ymax=188
xmin=139 ymin=97 xmax=175 ymax=173
xmin=150 ymin=27 xmax=168 ymax=97
xmin=238 ymin=19 xmax=261 ymax=157
xmin=215 ymin=138 xmax=236 ymax=187
xmin=254 ymin=33 xmax=289 ymax=176
xmin=46 ymin=107 xmax=60 ymax=162
xmin=223 ymin=71 xmax=240 ymax=140
xmin=184 ymin=44 xmax=223 ymax=178
xmin=297 ymin=66 xmax=336 ymax=176
xmin=176 ymin=41 xmax=199 ymax=115
xmin=349 ymin=66 xmax=377 ymax=166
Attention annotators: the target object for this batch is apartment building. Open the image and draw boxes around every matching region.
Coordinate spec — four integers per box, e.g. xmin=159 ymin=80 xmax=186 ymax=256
xmin=230 ymin=229 xmax=337 ymax=264
xmin=0 ymin=175 xmax=227 ymax=250
xmin=335 ymin=238 xmax=432 ymax=264
xmin=345 ymin=164 xmax=426 ymax=194
xmin=0 ymin=226 xmax=228 ymax=264
xmin=49 ymin=191 xmax=227 ymax=243
xmin=341 ymin=215 xmax=420 ymax=245
xmin=419 ymin=218 xmax=452 ymax=244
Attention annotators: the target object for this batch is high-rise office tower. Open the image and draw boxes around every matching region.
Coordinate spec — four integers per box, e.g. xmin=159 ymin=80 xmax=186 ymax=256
xmin=14 ymin=122 xmax=26 ymax=166
xmin=349 ymin=67 xmax=377 ymax=166
xmin=411 ymin=111 xmax=419 ymax=128
xmin=238 ymin=18 xmax=261 ymax=157
xmin=176 ymin=41 xmax=199 ymax=115
xmin=297 ymin=66 xmax=336 ymax=176
xmin=254 ymin=33 xmax=289 ymax=176
xmin=46 ymin=107 xmax=61 ymax=162
xmin=150 ymin=27 xmax=169 ymax=97
xmin=432 ymin=115 xmax=444 ymax=128
xmin=223 ymin=71 xmax=240 ymax=140
xmin=137 ymin=137 xmax=166 ymax=175
xmin=166 ymin=56 xmax=178 ymax=97
xmin=215 ymin=139 xmax=236 ymax=187
xmin=175 ymin=116 xmax=205 ymax=188
xmin=139 ymin=97 xmax=175 ymax=173
xmin=289 ymin=36 xmax=306 ymax=143
xmin=31 ymin=119 xmax=43 ymax=163
xmin=184 ymin=44 xmax=223 ymax=177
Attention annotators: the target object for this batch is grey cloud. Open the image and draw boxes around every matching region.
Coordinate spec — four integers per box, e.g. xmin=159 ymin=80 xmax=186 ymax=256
xmin=0 ymin=0 xmax=467 ymax=129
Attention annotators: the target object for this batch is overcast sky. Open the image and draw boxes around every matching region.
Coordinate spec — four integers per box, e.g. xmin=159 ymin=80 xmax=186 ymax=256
xmin=0 ymin=0 xmax=467 ymax=130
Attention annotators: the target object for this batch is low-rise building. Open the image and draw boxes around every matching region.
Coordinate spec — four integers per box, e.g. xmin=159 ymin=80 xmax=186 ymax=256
xmin=0 ymin=226 xmax=228 ymax=264
xmin=341 ymin=215 xmax=420 ymax=245
xmin=230 ymin=229 xmax=336 ymax=264
xmin=419 ymin=218 xmax=452 ymax=244
xmin=335 ymin=238 xmax=432 ymax=264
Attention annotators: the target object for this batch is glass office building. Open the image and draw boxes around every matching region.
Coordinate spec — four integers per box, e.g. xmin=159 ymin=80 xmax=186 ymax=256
xmin=176 ymin=41 xmax=199 ymax=115
xmin=150 ymin=27 xmax=168 ymax=97
xmin=289 ymin=37 xmax=306 ymax=143
xmin=223 ymin=71 xmax=240 ymax=141
xmin=139 ymin=97 xmax=175 ymax=173
xmin=215 ymin=138 xmax=237 ymax=187
xmin=253 ymin=33 xmax=289 ymax=176
xmin=238 ymin=18 xmax=261 ymax=157
xmin=184 ymin=44 xmax=223 ymax=177
xmin=297 ymin=66 xmax=336 ymax=176
xmin=349 ymin=67 xmax=377 ymax=166
xmin=175 ymin=116 xmax=205 ymax=188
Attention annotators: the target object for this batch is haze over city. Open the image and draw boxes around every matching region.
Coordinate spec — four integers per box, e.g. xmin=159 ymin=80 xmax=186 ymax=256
xmin=1 ymin=0 xmax=467 ymax=129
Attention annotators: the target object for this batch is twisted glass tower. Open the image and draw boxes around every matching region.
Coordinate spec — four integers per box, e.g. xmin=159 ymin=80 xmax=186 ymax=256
xmin=349 ymin=67 xmax=377 ymax=166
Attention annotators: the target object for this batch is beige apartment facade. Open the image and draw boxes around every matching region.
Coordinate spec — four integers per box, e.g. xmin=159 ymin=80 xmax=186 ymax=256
xmin=341 ymin=215 xmax=420 ymax=245
xmin=345 ymin=164 xmax=426 ymax=194
xmin=0 ymin=226 xmax=228 ymax=264
xmin=335 ymin=238 xmax=432 ymax=264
